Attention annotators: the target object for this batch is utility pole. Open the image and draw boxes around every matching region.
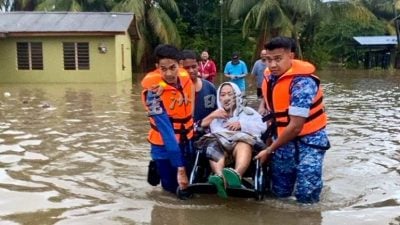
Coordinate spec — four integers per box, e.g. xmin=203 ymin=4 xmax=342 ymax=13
xmin=394 ymin=0 xmax=400 ymax=46
xmin=393 ymin=0 xmax=399 ymax=69
xmin=219 ymin=0 xmax=224 ymax=74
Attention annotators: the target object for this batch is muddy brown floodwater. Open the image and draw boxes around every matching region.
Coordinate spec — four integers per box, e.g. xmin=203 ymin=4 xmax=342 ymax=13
xmin=0 ymin=69 xmax=399 ymax=225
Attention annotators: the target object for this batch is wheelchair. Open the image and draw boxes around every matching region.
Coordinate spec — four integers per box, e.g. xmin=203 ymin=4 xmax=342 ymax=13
xmin=177 ymin=137 xmax=269 ymax=201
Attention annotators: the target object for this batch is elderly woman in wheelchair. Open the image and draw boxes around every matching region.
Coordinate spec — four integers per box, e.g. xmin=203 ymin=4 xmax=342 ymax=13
xmin=183 ymin=82 xmax=268 ymax=200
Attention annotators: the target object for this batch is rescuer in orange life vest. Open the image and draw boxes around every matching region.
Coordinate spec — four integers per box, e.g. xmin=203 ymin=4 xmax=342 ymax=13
xmin=141 ymin=44 xmax=194 ymax=197
xmin=255 ymin=36 xmax=330 ymax=203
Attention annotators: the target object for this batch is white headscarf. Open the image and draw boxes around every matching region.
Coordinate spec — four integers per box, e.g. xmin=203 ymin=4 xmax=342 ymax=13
xmin=211 ymin=82 xmax=266 ymax=136
xmin=216 ymin=82 xmax=246 ymax=117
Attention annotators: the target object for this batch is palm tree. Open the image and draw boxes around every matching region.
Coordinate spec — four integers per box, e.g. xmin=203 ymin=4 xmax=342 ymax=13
xmin=227 ymin=0 xmax=320 ymax=59
xmin=35 ymin=0 xmax=114 ymax=11
xmin=9 ymin=0 xmax=38 ymax=10
xmin=228 ymin=0 xmax=394 ymax=64
xmin=112 ymin=0 xmax=181 ymax=71
xmin=317 ymin=0 xmax=399 ymax=67
xmin=0 ymin=0 xmax=12 ymax=11
xmin=358 ymin=0 xmax=400 ymax=34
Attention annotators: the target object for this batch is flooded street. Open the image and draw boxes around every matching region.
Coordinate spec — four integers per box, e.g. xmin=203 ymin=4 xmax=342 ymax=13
xmin=0 ymin=70 xmax=399 ymax=225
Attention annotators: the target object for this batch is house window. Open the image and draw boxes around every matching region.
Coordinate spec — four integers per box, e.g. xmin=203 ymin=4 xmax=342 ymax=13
xmin=17 ymin=42 xmax=43 ymax=70
xmin=63 ymin=42 xmax=89 ymax=70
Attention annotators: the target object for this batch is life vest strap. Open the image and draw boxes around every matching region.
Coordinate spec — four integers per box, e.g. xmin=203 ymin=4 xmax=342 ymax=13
xmin=150 ymin=122 xmax=194 ymax=135
xmin=274 ymin=108 xmax=324 ymax=128
xmin=306 ymin=108 xmax=324 ymax=122
xmin=262 ymin=113 xmax=274 ymax=122
xmin=310 ymin=96 xmax=323 ymax=109
xmin=170 ymin=115 xmax=192 ymax=124
xmin=274 ymin=111 xmax=287 ymax=118
xmin=276 ymin=121 xmax=289 ymax=127
xmin=273 ymin=101 xmax=324 ymax=124
xmin=274 ymin=95 xmax=322 ymax=120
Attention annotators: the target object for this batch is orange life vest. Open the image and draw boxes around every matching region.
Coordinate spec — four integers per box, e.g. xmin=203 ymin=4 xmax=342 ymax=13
xmin=141 ymin=68 xmax=194 ymax=145
xmin=261 ymin=59 xmax=327 ymax=137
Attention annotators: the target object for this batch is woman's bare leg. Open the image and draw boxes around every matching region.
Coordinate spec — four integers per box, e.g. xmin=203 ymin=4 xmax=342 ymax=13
xmin=209 ymin=157 xmax=225 ymax=176
xmin=232 ymin=142 xmax=252 ymax=176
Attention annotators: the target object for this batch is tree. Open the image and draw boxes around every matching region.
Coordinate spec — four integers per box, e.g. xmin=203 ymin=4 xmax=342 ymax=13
xmin=230 ymin=0 xmax=393 ymax=67
xmin=35 ymin=0 xmax=114 ymax=11
xmin=174 ymin=1 xmax=221 ymax=60
xmin=10 ymin=0 xmax=38 ymax=10
xmin=174 ymin=0 xmax=255 ymax=71
xmin=311 ymin=0 xmax=389 ymax=67
xmin=359 ymin=0 xmax=400 ymax=35
xmin=4 ymin=0 xmax=399 ymax=70
xmin=0 ymin=0 xmax=13 ymax=11
xmin=227 ymin=0 xmax=321 ymax=61
xmin=113 ymin=0 xmax=181 ymax=71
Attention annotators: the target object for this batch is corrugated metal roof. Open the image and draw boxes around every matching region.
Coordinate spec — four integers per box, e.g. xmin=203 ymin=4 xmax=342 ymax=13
xmin=0 ymin=12 xmax=137 ymax=37
xmin=353 ymin=36 xmax=398 ymax=45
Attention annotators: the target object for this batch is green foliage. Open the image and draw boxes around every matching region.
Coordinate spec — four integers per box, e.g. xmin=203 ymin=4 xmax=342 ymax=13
xmin=222 ymin=30 xmax=254 ymax=66
xmin=35 ymin=0 xmax=114 ymax=11
xmin=361 ymin=0 xmax=396 ymax=20
xmin=313 ymin=17 xmax=386 ymax=68
xmin=174 ymin=0 xmax=221 ymax=66
xmin=4 ymin=0 xmax=400 ymax=72
xmin=112 ymin=0 xmax=181 ymax=71
xmin=174 ymin=0 xmax=255 ymax=71
xmin=0 ymin=0 xmax=13 ymax=11
xmin=302 ymin=41 xmax=332 ymax=69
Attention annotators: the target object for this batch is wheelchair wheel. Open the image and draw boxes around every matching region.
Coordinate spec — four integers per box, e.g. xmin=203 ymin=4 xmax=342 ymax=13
xmin=189 ymin=165 xmax=199 ymax=184
xmin=255 ymin=190 xmax=264 ymax=201
xmin=253 ymin=159 xmax=265 ymax=201
xmin=176 ymin=187 xmax=193 ymax=200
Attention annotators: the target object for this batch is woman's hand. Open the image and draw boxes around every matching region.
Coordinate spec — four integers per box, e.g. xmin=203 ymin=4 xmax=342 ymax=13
xmin=225 ymin=121 xmax=241 ymax=131
xmin=211 ymin=108 xmax=229 ymax=119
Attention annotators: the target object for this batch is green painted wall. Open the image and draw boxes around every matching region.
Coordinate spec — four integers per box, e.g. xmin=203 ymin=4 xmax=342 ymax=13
xmin=0 ymin=34 xmax=132 ymax=83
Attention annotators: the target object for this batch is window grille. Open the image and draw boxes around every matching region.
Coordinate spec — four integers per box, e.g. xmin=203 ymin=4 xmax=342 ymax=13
xmin=17 ymin=42 xmax=43 ymax=70
xmin=63 ymin=42 xmax=89 ymax=70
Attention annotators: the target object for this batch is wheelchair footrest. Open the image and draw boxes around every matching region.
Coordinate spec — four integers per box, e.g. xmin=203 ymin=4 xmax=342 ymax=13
xmin=188 ymin=183 xmax=262 ymax=199
xmin=226 ymin=187 xmax=255 ymax=198
xmin=187 ymin=183 xmax=217 ymax=194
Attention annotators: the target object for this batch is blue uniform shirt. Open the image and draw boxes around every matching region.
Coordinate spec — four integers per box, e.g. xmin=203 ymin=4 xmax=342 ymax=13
xmin=224 ymin=60 xmax=248 ymax=92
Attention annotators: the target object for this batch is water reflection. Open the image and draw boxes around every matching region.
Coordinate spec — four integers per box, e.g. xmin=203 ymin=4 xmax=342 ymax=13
xmin=151 ymin=203 xmax=322 ymax=225
xmin=0 ymin=70 xmax=399 ymax=225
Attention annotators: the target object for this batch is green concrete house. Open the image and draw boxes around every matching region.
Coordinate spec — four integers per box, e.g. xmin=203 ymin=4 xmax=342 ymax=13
xmin=0 ymin=12 xmax=139 ymax=83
